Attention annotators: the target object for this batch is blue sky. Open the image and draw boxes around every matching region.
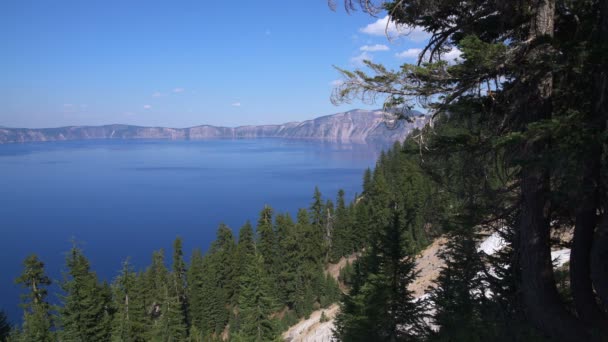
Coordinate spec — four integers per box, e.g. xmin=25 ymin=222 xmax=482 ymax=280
xmin=1 ymin=1 xmax=431 ymax=128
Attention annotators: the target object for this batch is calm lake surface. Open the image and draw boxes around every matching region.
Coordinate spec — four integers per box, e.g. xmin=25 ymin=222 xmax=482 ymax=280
xmin=0 ymin=138 xmax=380 ymax=322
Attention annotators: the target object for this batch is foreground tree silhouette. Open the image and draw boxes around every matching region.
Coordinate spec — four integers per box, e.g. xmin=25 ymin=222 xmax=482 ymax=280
xmin=331 ymin=0 xmax=607 ymax=340
xmin=0 ymin=311 xmax=11 ymax=341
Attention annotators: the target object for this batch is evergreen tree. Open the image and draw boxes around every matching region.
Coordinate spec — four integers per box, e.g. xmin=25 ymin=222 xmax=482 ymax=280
xmin=234 ymin=221 xmax=256 ymax=302
xmin=256 ymin=206 xmax=276 ymax=275
xmin=15 ymin=254 xmax=53 ymax=342
xmin=0 ymin=311 xmax=10 ymax=342
xmin=141 ymin=248 xmax=169 ymax=338
xmin=274 ymin=213 xmax=300 ymax=309
xmin=186 ymin=249 xmax=205 ymax=336
xmin=211 ymin=224 xmax=237 ymax=304
xmin=334 ymin=205 xmax=429 ymax=342
xmin=237 ymin=253 xmax=277 ymax=341
xmin=309 ymin=187 xmax=327 ymax=261
xmin=330 ymin=189 xmax=353 ymax=261
xmin=429 ymin=229 xmax=488 ymax=341
xmin=111 ymin=259 xmax=147 ymax=342
xmin=151 ymin=237 xmax=189 ymax=341
xmin=59 ymin=245 xmax=113 ymax=341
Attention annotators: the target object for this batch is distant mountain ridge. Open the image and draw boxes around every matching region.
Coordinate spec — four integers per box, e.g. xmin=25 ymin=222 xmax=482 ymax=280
xmin=0 ymin=109 xmax=428 ymax=144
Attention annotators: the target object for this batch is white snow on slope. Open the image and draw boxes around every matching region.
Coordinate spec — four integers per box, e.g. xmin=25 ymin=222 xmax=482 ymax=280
xmin=477 ymin=232 xmax=506 ymax=256
xmin=551 ymin=249 xmax=570 ymax=268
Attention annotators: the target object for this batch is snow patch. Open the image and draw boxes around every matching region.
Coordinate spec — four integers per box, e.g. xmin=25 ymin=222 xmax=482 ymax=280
xmin=551 ymin=249 xmax=570 ymax=268
xmin=477 ymin=232 xmax=506 ymax=256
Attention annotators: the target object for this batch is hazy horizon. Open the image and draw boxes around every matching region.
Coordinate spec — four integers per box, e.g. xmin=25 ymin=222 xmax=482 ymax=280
xmin=0 ymin=108 xmax=384 ymax=130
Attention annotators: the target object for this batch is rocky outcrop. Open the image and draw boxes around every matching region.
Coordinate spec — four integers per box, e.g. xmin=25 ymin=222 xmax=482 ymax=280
xmin=0 ymin=110 xmax=428 ymax=145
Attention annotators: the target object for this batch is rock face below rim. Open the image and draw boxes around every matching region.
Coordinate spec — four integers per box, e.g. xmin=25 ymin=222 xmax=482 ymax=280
xmin=0 ymin=109 xmax=428 ymax=145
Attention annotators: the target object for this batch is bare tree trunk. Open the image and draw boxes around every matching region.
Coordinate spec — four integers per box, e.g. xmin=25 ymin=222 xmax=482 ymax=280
xmin=571 ymin=0 xmax=608 ymax=326
xmin=572 ymin=176 xmax=606 ymax=328
xmin=591 ymin=214 xmax=608 ymax=309
xmin=519 ymin=0 xmax=589 ymax=340
xmin=590 ymin=0 xmax=608 ymax=314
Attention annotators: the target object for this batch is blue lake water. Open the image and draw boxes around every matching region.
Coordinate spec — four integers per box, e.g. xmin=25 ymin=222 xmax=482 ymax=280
xmin=0 ymin=138 xmax=379 ymax=322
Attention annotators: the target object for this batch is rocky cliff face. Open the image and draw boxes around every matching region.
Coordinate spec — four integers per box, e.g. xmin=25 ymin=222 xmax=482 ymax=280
xmin=0 ymin=109 xmax=428 ymax=144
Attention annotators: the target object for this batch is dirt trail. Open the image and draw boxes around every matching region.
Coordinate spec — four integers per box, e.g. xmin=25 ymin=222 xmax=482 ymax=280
xmin=283 ymin=240 xmax=448 ymax=341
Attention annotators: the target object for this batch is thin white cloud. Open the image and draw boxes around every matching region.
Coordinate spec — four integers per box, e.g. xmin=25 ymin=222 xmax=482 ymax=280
xmin=360 ymin=44 xmax=390 ymax=52
xmin=152 ymin=91 xmax=164 ymax=97
xmin=444 ymin=47 xmax=462 ymax=62
xmin=231 ymin=102 xmax=241 ymax=107
xmin=143 ymin=105 xmax=152 ymax=110
xmin=360 ymin=16 xmax=430 ymax=42
xmin=330 ymin=79 xmax=344 ymax=87
xmin=395 ymin=48 xmax=423 ymax=59
xmin=350 ymin=51 xmax=373 ymax=66
xmin=173 ymin=88 xmax=185 ymax=93
xmin=395 ymin=47 xmax=461 ymax=63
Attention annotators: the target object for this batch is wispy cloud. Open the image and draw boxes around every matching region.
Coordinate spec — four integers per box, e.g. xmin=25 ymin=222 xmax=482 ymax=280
xmin=173 ymin=88 xmax=185 ymax=93
xmin=396 ymin=47 xmax=461 ymax=63
xmin=231 ymin=102 xmax=241 ymax=107
xmin=152 ymin=91 xmax=164 ymax=97
xmin=360 ymin=44 xmax=389 ymax=52
xmin=350 ymin=51 xmax=373 ymax=66
xmin=395 ymin=48 xmax=423 ymax=59
xmin=444 ymin=47 xmax=462 ymax=62
xmin=330 ymin=79 xmax=344 ymax=87
xmin=143 ymin=105 xmax=152 ymax=110
xmin=360 ymin=16 xmax=429 ymax=42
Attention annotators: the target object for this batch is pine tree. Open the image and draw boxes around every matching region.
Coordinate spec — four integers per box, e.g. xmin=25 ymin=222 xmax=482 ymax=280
xmin=309 ymin=187 xmax=327 ymax=261
xmin=0 ymin=311 xmax=10 ymax=342
xmin=111 ymin=259 xmax=147 ymax=342
xmin=211 ymin=224 xmax=237 ymax=304
xmin=142 ymin=249 xmax=169 ymax=336
xmin=186 ymin=249 xmax=205 ymax=335
xmin=237 ymin=253 xmax=277 ymax=341
xmin=429 ymin=228 xmax=488 ymax=341
xmin=15 ymin=254 xmax=53 ymax=342
xmin=150 ymin=237 xmax=189 ymax=342
xmin=334 ymin=205 xmax=429 ymax=341
xmin=59 ymin=245 xmax=113 ymax=341
xmin=234 ymin=221 xmax=256 ymax=302
xmin=273 ymin=213 xmax=299 ymax=305
xmin=330 ymin=189 xmax=353 ymax=261
xmin=256 ymin=206 xmax=276 ymax=275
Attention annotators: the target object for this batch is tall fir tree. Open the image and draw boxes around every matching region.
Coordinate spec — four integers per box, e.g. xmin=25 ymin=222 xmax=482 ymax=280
xmin=59 ymin=245 xmax=113 ymax=341
xmin=236 ymin=252 xmax=277 ymax=342
xmin=256 ymin=206 xmax=276 ymax=276
xmin=309 ymin=187 xmax=327 ymax=261
xmin=15 ymin=254 xmax=53 ymax=342
xmin=111 ymin=259 xmax=147 ymax=342
xmin=334 ymin=204 xmax=429 ymax=342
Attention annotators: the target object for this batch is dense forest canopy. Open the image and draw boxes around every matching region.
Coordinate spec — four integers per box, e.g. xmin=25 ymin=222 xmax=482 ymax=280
xmin=330 ymin=0 xmax=607 ymax=341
